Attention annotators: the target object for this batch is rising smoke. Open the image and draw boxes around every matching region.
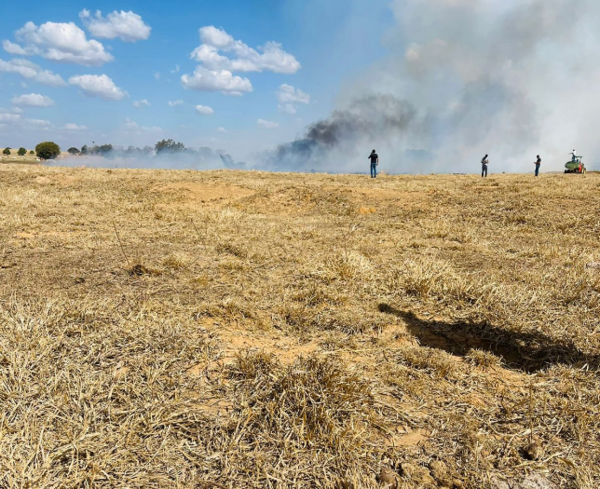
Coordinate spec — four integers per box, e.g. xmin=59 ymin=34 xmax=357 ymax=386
xmin=259 ymin=95 xmax=418 ymax=172
xmin=258 ymin=0 xmax=600 ymax=173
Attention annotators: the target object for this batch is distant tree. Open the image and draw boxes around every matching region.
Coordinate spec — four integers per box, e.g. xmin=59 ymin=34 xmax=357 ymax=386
xmin=81 ymin=144 xmax=89 ymax=155
xmin=18 ymin=147 xmax=27 ymax=156
xmin=143 ymin=145 xmax=154 ymax=155
xmin=68 ymin=147 xmax=80 ymax=155
xmin=96 ymin=144 xmax=113 ymax=156
xmin=3 ymin=147 xmax=10 ymax=156
xmin=155 ymin=139 xmax=185 ymax=154
xmin=29 ymin=150 xmax=34 ymax=155
xmin=35 ymin=141 xmax=61 ymax=160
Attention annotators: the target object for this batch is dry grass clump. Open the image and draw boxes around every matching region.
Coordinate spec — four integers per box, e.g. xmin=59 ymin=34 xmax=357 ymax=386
xmin=1 ymin=165 xmax=600 ymax=487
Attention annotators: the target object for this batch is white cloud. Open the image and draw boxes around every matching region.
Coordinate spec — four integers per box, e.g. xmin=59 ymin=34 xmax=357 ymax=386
xmin=276 ymin=84 xmax=310 ymax=115
xmin=171 ymin=64 xmax=180 ymax=73
xmin=217 ymin=127 xmax=226 ymax=132
xmin=3 ymin=40 xmax=29 ymax=56
xmin=168 ymin=99 xmax=183 ymax=107
xmin=26 ymin=118 xmax=52 ymax=129
xmin=5 ymin=21 xmax=113 ymax=66
xmin=191 ymin=26 xmax=301 ymax=74
xmin=0 ymin=58 xmax=66 ymax=87
xmin=276 ymin=84 xmax=310 ymax=104
xmin=257 ymin=119 xmax=279 ymax=129
xmin=79 ymin=10 xmax=151 ymax=42
xmin=195 ymin=105 xmax=214 ymax=115
xmin=154 ymin=72 xmax=160 ymax=80
xmin=69 ymin=74 xmax=127 ymax=100
xmin=12 ymin=93 xmax=54 ymax=107
xmin=181 ymin=66 xmax=252 ymax=94
xmin=132 ymin=99 xmax=150 ymax=108
xmin=279 ymin=103 xmax=297 ymax=115
xmin=0 ymin=112 xmax=21 ymax=122
xmin=65 ymin=123 xmax=87 ymax=130
xmin=124 ymin=117 xmax=162 ymax=134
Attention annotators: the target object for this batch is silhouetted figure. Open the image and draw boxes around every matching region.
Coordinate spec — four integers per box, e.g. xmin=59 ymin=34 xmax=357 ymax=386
xmin=369 ymin=150 xmax=379 ymax=178
xmin=534 ymin=155 xmax=541 ymax=177
xmin=481 ymin=154 xmax=489 ymax=177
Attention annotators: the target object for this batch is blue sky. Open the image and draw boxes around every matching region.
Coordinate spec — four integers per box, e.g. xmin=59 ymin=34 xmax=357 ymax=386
xmin=0 ymin=0 xmax=393 ymax=157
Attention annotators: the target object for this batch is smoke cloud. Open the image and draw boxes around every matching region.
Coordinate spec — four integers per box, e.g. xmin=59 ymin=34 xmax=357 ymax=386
xmin=47 ymin=147 xmax=238 ymax=171
xmin=260 ymin=0 xmax=600 ymax=173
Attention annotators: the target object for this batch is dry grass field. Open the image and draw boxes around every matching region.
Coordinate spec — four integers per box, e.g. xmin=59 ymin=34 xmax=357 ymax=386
xmin=0 ymin=164 xmax=599 ymax=488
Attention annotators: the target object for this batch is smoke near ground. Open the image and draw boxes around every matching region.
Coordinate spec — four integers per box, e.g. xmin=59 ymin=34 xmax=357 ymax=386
xmin=257 ymin=0 xmax=600 ymax=174
xmin=47 ymin=147 xmax=242 ymax=171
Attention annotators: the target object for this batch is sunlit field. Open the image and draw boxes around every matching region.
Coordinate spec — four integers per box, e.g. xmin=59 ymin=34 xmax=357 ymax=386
xmin=0 ymin=164 xmax=598 ymax=488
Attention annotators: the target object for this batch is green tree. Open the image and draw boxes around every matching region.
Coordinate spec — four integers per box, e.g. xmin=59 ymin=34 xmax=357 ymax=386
xmin=81 ymin=145 xmax=89 ymax=155
xmin=35 ymin=141 xmax=61 ymax=160
xmin=155 ymin=139 xmax=185 ymax=154
xmin=3 ymin=147 xmax=11 ymax=156
xmin=68 ymin=147 xmax=80 ymax=155
xmin=18 ymin=147 xmax=27 ymax=156
xmin=96 ymin=144 xmax=113 ymax=156
xmin=29 ymin=150 xmax=35 ymax=155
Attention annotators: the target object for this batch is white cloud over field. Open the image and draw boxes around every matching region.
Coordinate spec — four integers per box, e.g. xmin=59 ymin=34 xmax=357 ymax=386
xmin=0 ymin=58 xmax=66 ymax=87
xmin=12 ymin=93 xmax=54 ymax=107
xmin=69 ymin=74 xmax=127 ymax=100
xmin=79 ymin=10 xmax=151 ymax=42
xmin=4 ymin=21 xmax=113 ymax=66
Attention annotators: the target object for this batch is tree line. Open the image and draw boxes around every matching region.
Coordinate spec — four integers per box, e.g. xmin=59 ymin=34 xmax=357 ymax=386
xmin=3 ymin=147 xmax=35 ymax=156
xmin=5 ymin=139 xmax=220 ymax=161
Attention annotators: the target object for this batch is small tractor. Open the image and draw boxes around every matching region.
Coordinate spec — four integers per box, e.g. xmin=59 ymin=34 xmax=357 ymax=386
xmin=565 ymin=155 xmax=586 ymax=174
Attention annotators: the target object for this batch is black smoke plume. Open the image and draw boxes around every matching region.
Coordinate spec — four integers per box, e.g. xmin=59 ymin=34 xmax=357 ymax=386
xmin=262 ymin=94 xmax=417 ymax=172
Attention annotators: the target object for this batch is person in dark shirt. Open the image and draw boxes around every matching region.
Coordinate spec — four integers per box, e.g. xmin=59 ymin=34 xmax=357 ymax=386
xmin=481 ymin=154 xmax=489 ymax=178
xmin=534 ymin=155 xmax=541 ymax=177
xmin=369 ymin=150 xmax=379 ymax=178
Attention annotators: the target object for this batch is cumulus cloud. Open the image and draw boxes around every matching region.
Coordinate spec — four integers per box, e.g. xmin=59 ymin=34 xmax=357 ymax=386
xmin=257 ymin=119 xmax=279 ymax=129
xmin=69 ymin=74 xmax=127 ymax=100
xmin=168 ymin=100 xmax=183 ymax=107
xmin=4 ymin=21 xmax=113 ymax=66
xmin=0 ymin=112 xmax=21 ymax=123
xmin=124 ymin=117 xmax=162 ymax=134
xmin=276 ymin=84 xmax=310 ymax=114
xmin=26 ymin=118 xmax=52 ymax=129
xmin=12 ymin=93 xmax=54 ymax=107
xmin=181 ymin=66 xmax=252 ymax=94
xmin=79 ymin=9 xmax=151 ymax=42
xmin=191 ymin=26 xmax=301 ymax=74
xmin=65 ymin=123 xmax=87 ymax=130
xmin=279 ymin=104 xmax=297 ymax=115
xmin=132 ymin=99 xmax=150 ymax=108
xmin=195 ymin=104 xmax=214 ymax=115
xmin=0 ymin=58 xmax=66 ymax=87
xmin=276 ymin=84 xmax=310 ymax=105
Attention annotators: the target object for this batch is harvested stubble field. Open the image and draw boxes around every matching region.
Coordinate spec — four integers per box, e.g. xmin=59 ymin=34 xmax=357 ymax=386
xmin=0 ymin=164 xmax=599 ymax=489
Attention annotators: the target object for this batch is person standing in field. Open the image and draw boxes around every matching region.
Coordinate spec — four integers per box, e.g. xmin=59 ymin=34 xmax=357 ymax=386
xmin=369 ymin=150 xmax=379 ymax=178
xmin=534 ymin=155 xmax=541 ymax=177
xmin=481 ymin=154 xmax=489 ymax=178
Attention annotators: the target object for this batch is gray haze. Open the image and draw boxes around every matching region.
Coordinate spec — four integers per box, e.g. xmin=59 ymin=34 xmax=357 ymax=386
xmin=256 ymin=0 xmax=600 ymax=173
xmin=47 ymin=147 xmax=237 ymax=171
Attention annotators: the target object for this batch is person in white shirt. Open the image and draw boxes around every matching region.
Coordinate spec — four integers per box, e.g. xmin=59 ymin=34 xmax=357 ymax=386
xmin=571 ymin=149 xmax=577 ymax=162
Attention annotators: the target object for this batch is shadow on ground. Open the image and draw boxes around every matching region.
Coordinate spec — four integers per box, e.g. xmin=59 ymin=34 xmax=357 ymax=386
xmin=378 ymin=303 xmax=599 ymax=373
